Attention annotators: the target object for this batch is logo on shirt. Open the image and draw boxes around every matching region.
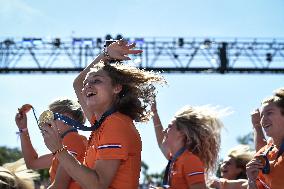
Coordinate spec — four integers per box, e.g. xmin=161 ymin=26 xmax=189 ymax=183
xmin=97 ymin=144 xmax=122 ymax=150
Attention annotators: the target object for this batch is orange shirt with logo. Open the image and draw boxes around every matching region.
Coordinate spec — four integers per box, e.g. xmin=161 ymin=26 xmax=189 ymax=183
xmin=49 ymin=132 xmax=87 ymax=189
xmin=170 ymin=151 xmax=205 ymax=189
xmin=84 ymin=112 xmax=142 ymax=189
xmin=256 ymin=143 xmax=284 ymax=189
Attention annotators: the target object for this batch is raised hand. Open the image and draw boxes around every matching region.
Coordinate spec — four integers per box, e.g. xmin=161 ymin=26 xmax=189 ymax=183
xmin=18 ymin=104 xmax=33 ymax=114
xmin=107 ymin=39 xmax=143 ymax=60
xmin=15 ymin=104 xmax=34 ymax=129
xmin=251 ymin=108 xmax=261 ymax=128
xmin=15 ymin=112 xmax=27 ymax=130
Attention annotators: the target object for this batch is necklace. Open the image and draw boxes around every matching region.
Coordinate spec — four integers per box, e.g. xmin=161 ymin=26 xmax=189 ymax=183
xmin=87 ymin=108 xmax=117 ymax=146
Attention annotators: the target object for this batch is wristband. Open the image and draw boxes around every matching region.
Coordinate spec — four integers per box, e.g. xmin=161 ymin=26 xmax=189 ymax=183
xmin=154 ymin=124 xmax=162 ymax=128
xmin=16 ymin=128 xmax=28 ymax=135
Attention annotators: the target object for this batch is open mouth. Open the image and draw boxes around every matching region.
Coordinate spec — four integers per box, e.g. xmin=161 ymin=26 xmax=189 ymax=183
xmin=86 ymin=92 xmax=97 ymax=97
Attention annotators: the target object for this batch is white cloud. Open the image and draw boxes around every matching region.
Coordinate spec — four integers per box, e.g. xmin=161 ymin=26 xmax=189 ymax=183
xmin=0 ymin=0 xmax=42 ymax=21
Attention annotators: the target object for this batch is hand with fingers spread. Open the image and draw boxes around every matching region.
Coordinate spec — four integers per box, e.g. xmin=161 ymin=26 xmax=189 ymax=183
xmin=107 ymin=39 xmax=143 ymax=60
xmin=41 ymin=121 xmax=63 ymax=154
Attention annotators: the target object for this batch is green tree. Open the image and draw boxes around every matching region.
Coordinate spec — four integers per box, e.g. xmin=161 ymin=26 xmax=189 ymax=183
xmin=0 ymin=146 xmax=49 ymax=182
xmin=141 ymin=160 xmax=149 ymax=183
xmin=141 ymin=160 xmax=164 ymax=186
xmin=0 ymin=146 xmax=22 ymax=165
xmin=237 ymin=131 xmax=254 ymax=146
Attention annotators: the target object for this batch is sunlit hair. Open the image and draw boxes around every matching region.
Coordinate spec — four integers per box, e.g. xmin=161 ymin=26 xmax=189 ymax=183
xmin=49 ymin=97 xmax=85 ymax=124
xmin=227 ymin=145 xmax=254 ymax=179
xmin=261 ymin=87 xmax=284 ymax=114
xmin=0 ymin=158 xmax=39 ymax=189
xmin=87 ymin=61 xmax=166 ymax=122
xmin=174 ymin=105 xmax=228 ymax=174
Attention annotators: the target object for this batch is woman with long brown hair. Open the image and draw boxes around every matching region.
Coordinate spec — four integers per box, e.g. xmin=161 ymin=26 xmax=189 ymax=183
xmin=41 ymin=39 xmax=166 ymax=189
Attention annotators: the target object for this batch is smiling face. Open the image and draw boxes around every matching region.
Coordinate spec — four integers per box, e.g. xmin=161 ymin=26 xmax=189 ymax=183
xmin=220 ymin=156 xmax=242 ymax=180
xmin=82 ymin=69 xmax=121 ymax=114
xmin=260 ymin=102 xmax=284 ymax=141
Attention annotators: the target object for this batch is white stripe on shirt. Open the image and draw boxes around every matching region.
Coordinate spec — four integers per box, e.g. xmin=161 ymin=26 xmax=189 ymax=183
xmin=187 ymin=171 xmax=204 ymax=177
xmin=97 ymin=144 xmax=122 ymax=149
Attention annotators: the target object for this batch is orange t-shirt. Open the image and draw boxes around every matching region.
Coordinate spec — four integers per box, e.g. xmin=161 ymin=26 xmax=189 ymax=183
xmin=256 ymin=144 xmax=284 ymax=189
xmin=84 ymin=112 xmax=142 ymax=189
xmin=49 ymin=131 xmax=87 ymax=189
xmin=169 ymin=151 xmax=205 ymax=189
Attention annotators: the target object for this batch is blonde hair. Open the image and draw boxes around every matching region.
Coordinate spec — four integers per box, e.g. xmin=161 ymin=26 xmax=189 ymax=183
xmin=174 ymin=105 xmax=226 ymax=174
xmin=48 ymin=97 xmax=85 ymax=124
xmin=0 ymin=158 xmax=39 ymax=189
xmin=227 ymin=145 xmax=254 ymax=179
xmin=87 ymin=61 xmax=166 ymax=122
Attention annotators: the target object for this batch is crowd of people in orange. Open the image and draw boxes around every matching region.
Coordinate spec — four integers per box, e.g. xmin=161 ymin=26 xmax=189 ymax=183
xmin=1 ymin=39 xmax=283 ymax=189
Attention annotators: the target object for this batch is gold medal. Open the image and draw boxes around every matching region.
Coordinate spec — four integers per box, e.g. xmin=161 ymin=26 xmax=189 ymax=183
xmin=256 ymin=155 xmax=266 ymax=166
xmin=39 ymin=110 xmax=54 ymax=128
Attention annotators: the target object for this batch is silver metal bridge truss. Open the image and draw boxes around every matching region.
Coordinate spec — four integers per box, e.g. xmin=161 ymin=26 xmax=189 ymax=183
xmin=1 ymin=37 xmax=284 ymax=74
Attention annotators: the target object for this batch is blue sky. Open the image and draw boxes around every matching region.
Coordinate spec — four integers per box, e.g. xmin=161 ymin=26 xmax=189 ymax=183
xmin=1 ymin=0 xmax=284 ymax=174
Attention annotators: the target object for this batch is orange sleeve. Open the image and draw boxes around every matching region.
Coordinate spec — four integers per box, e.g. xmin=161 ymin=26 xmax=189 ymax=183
xmin=256 ymin=174 xmax=268 ymax=189
xmin=63 ymin=134 xmax=87 ymax=162
xmin=183 ymin=154 xmax=205 ymax=186
xmin=96 ymin=117 xmax=130 ymax=160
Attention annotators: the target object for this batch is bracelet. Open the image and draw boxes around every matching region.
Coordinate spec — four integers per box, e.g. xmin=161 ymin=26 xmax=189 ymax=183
xmin=52 ymin=146 xmax=66 ymax=156
xmin=16 ymin=128 xmax=28 ymax=135
xmin=154 ymin=124 xmax=162 ymax=128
